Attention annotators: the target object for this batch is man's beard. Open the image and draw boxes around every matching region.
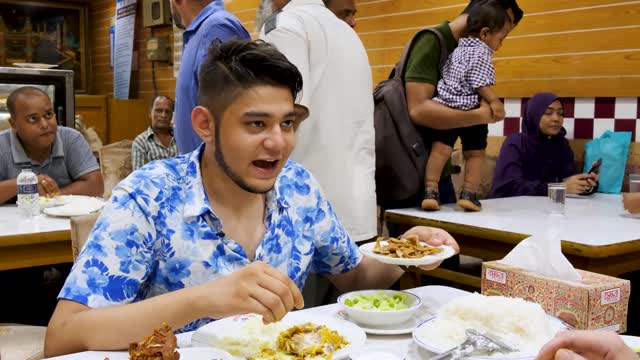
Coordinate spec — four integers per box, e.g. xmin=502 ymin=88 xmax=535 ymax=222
xmin=255 ymin=0 xmax=275 ymax=33
xmin=214 ymin=127 xmax=272 ymax=195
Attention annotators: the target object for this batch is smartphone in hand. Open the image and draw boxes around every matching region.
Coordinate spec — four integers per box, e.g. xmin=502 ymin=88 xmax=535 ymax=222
xmin=587 ymin=158 xmax=602 ymax=174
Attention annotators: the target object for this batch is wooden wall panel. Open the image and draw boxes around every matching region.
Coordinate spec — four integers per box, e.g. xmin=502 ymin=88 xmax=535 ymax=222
xmin=85 ymin=0 xmax=640 ymax=103
xmin=107 ymin=99 xmax=150 ymax=142
xmin=76 ymin=95 xmax=108 ymax=143
xmin=88 ymin=0 xmax=175 ymax=104
xmin=354 ymin=0 xmax=640 ymax=96
xmin=225 ymin=0 xmax=260 ymax=35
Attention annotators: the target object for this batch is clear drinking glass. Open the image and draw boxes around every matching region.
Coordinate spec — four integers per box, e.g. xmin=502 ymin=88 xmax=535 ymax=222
xmin=547 ymin=183 xmax=566 ymax=214
xmin=629 ymin=174 xmax=640 ymax=193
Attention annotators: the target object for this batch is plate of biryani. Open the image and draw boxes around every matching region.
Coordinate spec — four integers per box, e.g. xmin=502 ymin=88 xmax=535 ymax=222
xmin=191 ymin=312 xmax=366 ymax=360
xmin=412 ymin=293 xmax=569 ymax=359
xmin=359 ymin=235 xmax=456 ymax=266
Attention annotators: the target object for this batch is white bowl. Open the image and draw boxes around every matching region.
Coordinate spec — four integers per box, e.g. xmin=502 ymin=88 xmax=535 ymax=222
xmin=337 ymin=289 xmax=421 ymax=327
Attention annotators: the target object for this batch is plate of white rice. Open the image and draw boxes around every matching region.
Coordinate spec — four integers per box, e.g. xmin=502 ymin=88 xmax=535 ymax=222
xmin=412 ymin=293 xmax=568 ymax=359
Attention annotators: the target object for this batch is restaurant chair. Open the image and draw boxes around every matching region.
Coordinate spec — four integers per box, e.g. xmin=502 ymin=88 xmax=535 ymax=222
xmin=70 ymin=212 xmax=101 ymax=261
xmin=450 ymin=148 xmax=498 ymax=200
xmin=99 ymin=139 xmax=133 ymax=199
xmin=0 ymin=323 xmax=46 ymax=360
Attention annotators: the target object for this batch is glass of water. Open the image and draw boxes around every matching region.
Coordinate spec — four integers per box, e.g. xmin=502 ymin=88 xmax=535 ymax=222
xmin=629 ymin=174 xmax=640 ymax=192
xmin=547 ymin=183 xmax=566 ymax=214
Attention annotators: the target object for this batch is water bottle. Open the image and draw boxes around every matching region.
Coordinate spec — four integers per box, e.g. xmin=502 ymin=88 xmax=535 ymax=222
xmin=17 ymin=167 xmax=39 ymax=216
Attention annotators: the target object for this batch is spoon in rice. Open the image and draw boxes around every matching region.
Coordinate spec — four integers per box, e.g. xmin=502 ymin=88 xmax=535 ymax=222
xmin=430 ymin=329 xmax=517 ymax=360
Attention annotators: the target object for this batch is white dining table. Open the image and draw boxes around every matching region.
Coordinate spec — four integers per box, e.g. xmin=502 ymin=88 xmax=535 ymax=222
xmin=385 ymin=194 xmax=640 ymax=286
xmin=45 ymin=285 xmax=470 ymax=360
xmin=387 ymin=194 xmax=639 ymax=247
xmin=0 ymin=205 xmax=73 ymax=270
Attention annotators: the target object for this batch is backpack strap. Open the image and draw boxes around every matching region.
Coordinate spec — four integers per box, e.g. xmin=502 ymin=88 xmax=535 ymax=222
xmin=391 ymin=27 xmax=449 ymax=81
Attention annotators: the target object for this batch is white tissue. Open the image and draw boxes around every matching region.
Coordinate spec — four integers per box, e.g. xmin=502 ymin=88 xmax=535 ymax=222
xmin=498 ymin=221 xmax=582 ymax=282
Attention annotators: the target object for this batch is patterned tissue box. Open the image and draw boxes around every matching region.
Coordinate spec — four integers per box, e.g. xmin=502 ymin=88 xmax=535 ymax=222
xmin=481 ymin=261 xmax=630 ymax=332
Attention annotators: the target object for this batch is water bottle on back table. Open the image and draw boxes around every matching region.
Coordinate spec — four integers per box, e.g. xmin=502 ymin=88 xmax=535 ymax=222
xmin=17 ymin=167 xmax=39 ymax=216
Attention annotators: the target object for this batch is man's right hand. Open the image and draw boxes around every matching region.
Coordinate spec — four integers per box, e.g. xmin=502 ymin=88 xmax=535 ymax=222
xmin=37 ymin=174 xmax=60 ymax=197
xmin=623 ymin=192 xmax=640 ymax=214
xmin=203 ymin=261 xmax=304 ymax=323
xmin=477 ymin=99 xmax=499 ymax=124
xmin=535 ymin=330 xmax=636 ymax=360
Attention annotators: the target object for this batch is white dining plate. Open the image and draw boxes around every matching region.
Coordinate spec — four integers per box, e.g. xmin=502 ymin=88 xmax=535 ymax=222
xmin=413 ymin=316 xmax=568 ymax=360
xmin=45 ymin=347 xmax=233 ymax=360
xmin=350 ymin=344 xmax=405 ymax=360
xmin=52 ymin=195 xmax=74 ymax=206
xmin=621 ymin=335 xmax=640 ymax=351
xmin=337 ymin=309 xmax=419 ymax=335
xmin=13 ymin=62 xmax=58 ymax=69
xmin=192 ymin=312 xmax=366 ymax=360
xmin=43 ymin=196 xmax=105 ymax=217
xmin=359 ymin=241 xmax=456 ymax=266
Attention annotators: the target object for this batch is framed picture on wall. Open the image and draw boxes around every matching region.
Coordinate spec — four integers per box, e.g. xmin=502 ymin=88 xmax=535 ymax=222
xmin=0 ymin=0 xmax=90 ymax=92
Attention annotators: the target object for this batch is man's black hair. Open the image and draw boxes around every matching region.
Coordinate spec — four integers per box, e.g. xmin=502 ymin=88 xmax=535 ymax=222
xmin=6 ymin=86 xmax=50 ymax=119
xmin=466 ymin=3 xmax=509 ymax=36
xmin=149 ymin=95 xmax=175 ymax=111
xmin=197 ymin=39 xmax=303 ymax=120
xmin=463 ymin=0 xmax=523 ymax=25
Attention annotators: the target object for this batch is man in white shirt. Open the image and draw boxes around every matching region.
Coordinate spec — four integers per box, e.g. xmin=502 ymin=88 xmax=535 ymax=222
xmin=258 ymin=0 xmax=376 ymax=307
xmin=259 ymin=0 xmax=376 ymax=245
xmin=323 ymin=0 xmax=356 ymax=28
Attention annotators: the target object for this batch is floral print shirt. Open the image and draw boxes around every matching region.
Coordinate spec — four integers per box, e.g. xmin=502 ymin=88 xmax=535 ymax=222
xmin=59 ymin=145 xmax=362 ymax=332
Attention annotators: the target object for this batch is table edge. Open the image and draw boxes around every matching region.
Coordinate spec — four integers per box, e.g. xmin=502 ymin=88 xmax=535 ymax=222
xmin=384 ymin=212 xmax=640 ymax=258
xmin=0 ymin=230 xmax=71 ymax=247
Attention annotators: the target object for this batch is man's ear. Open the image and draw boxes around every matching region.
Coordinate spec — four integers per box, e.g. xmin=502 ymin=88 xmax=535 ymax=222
xmin=8 ymin=117 xmax=16 ymax=130
xmin=293 ymin=104 xmax=309 ymax=131
xmin=191 ymin=106 xmax=215 ymax=143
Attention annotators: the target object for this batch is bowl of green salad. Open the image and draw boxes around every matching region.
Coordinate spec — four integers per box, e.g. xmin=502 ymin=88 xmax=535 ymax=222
xmin=337 ymin=289 xmax=421 ymax=327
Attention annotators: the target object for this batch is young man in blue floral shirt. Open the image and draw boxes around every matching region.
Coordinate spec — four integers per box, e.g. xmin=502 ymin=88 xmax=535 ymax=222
xmin=45 ymin=40 xmax=459 ymax=356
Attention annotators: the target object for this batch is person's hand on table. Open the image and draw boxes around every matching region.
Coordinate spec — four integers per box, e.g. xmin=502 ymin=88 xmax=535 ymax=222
xmin=622 ymin=192 xmax=640 ymax=214
xmin=401 ymin=226 xmax=459 ymax=271
xmin=37 ymin=174 xmax=60 ymax=197
xmin=202 ymin=261 xmax=304 ymax=324
xmin=564 ymin=174 xmax=597 ymax=195
xmin=535 ymin=330 xmax=636 ymax=360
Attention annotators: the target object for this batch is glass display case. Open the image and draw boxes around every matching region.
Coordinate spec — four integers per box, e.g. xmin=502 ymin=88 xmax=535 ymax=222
xmin=0 ymin=1 xmax=89 ymax=92
xmin=0 ymin=66 xmax=75 ymax=128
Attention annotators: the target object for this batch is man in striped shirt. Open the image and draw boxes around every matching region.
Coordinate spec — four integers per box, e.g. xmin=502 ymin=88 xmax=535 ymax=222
xmin=131 ymin=96 xmax=178 ymax=170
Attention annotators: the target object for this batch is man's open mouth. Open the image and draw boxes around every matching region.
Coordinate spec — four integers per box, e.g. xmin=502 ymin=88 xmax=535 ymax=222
xmin=253 ymin=159 xmax=279 ymax=169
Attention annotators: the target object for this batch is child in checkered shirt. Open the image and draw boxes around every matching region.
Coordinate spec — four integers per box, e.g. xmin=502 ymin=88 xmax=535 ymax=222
xmin=421 ymin=5 xmax=511 ymax=212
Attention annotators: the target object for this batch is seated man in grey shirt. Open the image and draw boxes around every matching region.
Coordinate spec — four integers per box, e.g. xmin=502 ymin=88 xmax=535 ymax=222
xmin=0 ymin=86 xmax=104 ymax=204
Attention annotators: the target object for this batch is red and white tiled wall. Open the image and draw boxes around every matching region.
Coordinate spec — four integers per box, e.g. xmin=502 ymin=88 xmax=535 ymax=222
xmin=489 ymin=97 xmax=640 ymax=141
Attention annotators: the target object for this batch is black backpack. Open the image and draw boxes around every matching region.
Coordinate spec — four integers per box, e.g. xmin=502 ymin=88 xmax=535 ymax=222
xmin=373 ymin=28 xmax=449 ymax=207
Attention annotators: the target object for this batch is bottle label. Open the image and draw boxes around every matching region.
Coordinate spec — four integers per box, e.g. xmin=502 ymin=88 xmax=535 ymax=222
xmin=18 ymin=184 xmax=38 ymax=194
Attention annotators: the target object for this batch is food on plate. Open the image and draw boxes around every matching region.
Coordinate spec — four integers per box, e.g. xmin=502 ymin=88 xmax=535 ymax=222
xmin=276 ymin=323 xmax=348 ymax=358
xmin=205 ymin=315 xmax=285 ymax=358
xmin=205 ymin=315 xmax=348 ymax=359
xmin=372 ymin=235 xmax=443 ymax=258
xmin=416 ymin=293 xmax=565 ymax=355
xmin=39 ymin=196 xmax=56 ymax=208
xmin=343 ymin=291 xmax=409 ymax=311
xmin=128 ymin=323 xmax=180 ymax=360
